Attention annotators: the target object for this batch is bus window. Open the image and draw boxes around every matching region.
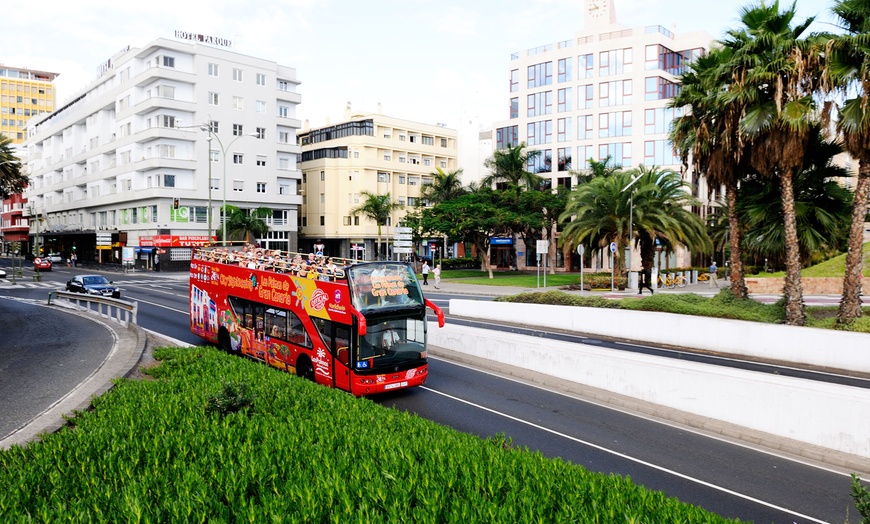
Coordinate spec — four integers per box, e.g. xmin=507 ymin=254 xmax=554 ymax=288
xmin=287 ymin=311 xmax=310 ymax=347
xmin=265 ymin=308 xmax=287 ymax=340
xmin=347 ymin=263 xmax=425 ymax=312
xmin=311 ymin=317 xmax=353 ymax=365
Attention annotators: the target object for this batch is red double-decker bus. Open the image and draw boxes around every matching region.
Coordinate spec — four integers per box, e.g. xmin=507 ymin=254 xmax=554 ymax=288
xmin=189 ymin=247 xmax=444 ymax=395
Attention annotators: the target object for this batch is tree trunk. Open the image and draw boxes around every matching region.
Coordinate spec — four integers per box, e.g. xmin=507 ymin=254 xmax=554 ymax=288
xmin=837 ymin=161 xmax=870 ymax=324
xmin=725 ymin=179 xmax=748 ymax=299
xmin=481 ymin=242 xmax=494 ymax=278
xmin=780 ymin=170 xmax=806 ymax=326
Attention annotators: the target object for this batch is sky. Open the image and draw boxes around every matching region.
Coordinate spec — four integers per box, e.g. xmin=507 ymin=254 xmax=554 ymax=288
xmin=3 ymin=0 xmax=835 ymax=132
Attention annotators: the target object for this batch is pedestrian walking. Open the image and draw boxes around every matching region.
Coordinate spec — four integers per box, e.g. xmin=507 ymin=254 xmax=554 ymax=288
xmin=421 ymin=260 xmax=430 ymax=285
xmin=709 ymin=261 xmax=719 ymax=288
xmin=637 ymin=264 xmax=654 ymax=295
xmin=433 ymin=263 xmax=441 ymax=289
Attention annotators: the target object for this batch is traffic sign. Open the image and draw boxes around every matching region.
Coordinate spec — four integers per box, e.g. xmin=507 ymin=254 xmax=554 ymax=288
xmin=393 ymin=247 xmax=412 ymax=254
xmin=394 ymin=227 xmax=412 ymax=234
xmin=394 ymin=234 xmax=412 ymax=241
xmin=577 ymin=245 xmax=585 ymax=256
xmin=393 ymin=240 xmax=412 ymax=247
xmin=610 ymin=241 xmax=617 ymax=253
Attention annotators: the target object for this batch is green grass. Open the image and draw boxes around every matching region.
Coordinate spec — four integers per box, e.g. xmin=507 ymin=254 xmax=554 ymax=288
xmin=0 ymin=346 xmax=744 ymax=523
xmin=496 ymin=289 xmax=870 ymax=332
xmin=433 ymin=269 xmax=583 ymax=287
xmin=750 ymin=242 xmax=870 ymax=278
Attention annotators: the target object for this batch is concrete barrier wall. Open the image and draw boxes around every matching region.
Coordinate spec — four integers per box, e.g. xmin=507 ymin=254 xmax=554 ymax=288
xmin=429 ymin=322 xmax=870 ymax=459
xmin=448 ymin=300 xmax=870 ymax=374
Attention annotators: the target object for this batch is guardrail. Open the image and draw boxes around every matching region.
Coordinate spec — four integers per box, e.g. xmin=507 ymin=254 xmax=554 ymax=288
xmin=48 ymin=291 xmax=138 ymax=328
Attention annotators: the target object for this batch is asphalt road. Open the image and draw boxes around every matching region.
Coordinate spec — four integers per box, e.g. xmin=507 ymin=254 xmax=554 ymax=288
xmin=0 ymin=297 xmax=113 ymax=438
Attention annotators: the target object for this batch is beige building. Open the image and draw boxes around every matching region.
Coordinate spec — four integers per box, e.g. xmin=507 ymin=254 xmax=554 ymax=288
xmin=490 ymin=0 xmax=713 ymax=272
xmin=1 ymin=66 xmax=57 ymax=144
xmin=297 ymin=107 xmax=457 ymax=261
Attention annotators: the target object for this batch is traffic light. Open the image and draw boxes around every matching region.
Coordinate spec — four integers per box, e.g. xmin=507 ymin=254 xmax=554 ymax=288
xmin=173 ymin=198 xmax=179 ymax=210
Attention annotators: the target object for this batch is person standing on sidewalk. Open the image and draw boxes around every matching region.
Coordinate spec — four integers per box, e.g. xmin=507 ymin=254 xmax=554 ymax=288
xmin=421 ymin=260 xmax=430 ymax=285
xmin=709 ymin=261 xmax=719 ymax=288
xmin=638 ymin=263 xmax=654 ymax=295
xmin=433 ymin=263 xmax=441 ymax=289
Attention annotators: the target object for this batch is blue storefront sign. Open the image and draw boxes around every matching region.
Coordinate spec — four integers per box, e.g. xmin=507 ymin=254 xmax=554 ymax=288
xmin=490 ymin=237 xmax=513 ymax=245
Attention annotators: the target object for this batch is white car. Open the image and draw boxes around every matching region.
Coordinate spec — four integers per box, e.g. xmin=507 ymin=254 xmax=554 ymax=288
xmin=46 ymin=253 xmax=64 ymax=263
xmin=0 ymin=268 xmax=6 ymax=278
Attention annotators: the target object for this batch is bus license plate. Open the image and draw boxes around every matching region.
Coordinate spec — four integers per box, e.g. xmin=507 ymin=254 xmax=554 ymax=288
xmin=384 ymin=381 xmax=408 ymax=390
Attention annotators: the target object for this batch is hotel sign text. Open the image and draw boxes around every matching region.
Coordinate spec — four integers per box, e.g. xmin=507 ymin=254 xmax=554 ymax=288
xmin=174 ymin=30 xmax=232 ymax=48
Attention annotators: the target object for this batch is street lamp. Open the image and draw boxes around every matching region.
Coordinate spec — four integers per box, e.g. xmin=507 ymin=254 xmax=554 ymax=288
xmin=620 ymin=173 xmax=642 ymax=284
xmin=200 ymin=126 xmax=257 ymax=246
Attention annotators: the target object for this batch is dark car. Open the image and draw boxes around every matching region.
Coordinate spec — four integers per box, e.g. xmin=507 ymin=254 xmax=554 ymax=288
xmin=66 ymin=275 xmax=121 ymax=298
xmin=33 ymin=257 xmax=52 ymax=271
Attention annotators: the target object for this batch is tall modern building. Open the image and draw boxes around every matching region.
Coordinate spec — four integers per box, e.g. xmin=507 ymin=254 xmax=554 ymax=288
xmin=22 ymin=35 xmax=302 ymax=269
xmin=1 ymin=66 xmax=57 ymax=144
xmin=490 ymin=0 xmax=712 ymax=271
xmin=297 ymin=105 xmax=458 ymax=261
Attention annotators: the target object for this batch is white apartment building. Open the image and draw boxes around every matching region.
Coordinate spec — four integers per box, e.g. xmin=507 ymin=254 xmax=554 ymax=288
xmin=490 ymin=0 xmax=712 ymax=272
xmin=297 ymin=106 xmax=457 ymax=261
xmin=23 ymin=35 xmax=302 ymax=269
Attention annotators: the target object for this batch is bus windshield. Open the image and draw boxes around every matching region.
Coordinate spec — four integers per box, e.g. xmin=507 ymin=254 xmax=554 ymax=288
xmin=346 ymin=263 xmax=424 ymax=312
xmin=355 ymin=317 xmax=427 ymax=372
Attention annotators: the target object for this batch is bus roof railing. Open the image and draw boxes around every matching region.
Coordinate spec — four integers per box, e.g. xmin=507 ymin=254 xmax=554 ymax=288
xmin=193 ymin=245 xmax=364 ymax=281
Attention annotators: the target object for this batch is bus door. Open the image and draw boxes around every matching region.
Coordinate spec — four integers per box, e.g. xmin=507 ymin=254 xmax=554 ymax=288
xmin=311 ymin=317 xmax=352 ymax=392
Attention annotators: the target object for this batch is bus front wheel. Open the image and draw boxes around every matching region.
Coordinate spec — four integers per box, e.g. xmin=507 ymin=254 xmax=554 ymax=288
xmin=296 ymin=357 xmax=316 ymax=382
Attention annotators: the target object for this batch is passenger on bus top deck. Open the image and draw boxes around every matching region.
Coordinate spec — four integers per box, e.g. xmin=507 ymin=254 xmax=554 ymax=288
xmin=307 ymin=253 xmax=316 ymax=264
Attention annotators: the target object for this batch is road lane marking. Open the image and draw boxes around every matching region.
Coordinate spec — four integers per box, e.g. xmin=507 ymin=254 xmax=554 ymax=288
xmin=421 ymin=385 xmax=827 ymax=524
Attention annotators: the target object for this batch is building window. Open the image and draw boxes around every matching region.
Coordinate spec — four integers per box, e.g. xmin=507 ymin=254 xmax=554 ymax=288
xmin=162 ymin=56 xmax=175 ymax=68
xmin=422 ymin=136 xmax=434 ymax=146
xmin=377 ymin=172 xmax=390 ymax=183
xmin=558 ymin=58 xmax=572 ymax=83
xmin=579 ymin=84 xmax=594 ymax=109
xmin=211 ymin=177 xmax=220 ymax=190
xmin=398 ymin=175 xmax=406 ymax=184
xmin=528 ymin=149 xmax=552 ymax=174
xmin=256 ymin=127 xmax=266 ymax=139
xmin=644 ymin=107 xmax=683 ymax=134
xmin=209 ymin=92 xmax=219 ymax=105
xmin=233 ymin=180 xmax=244 ymax=192
xmin=208 ymin=63 xmax=219 ymax=76
xmin=278 ymin=105 xmax=289 ymax=118
xmin=578 ymin=114 xmax=594 ymax=140
xmin=408 ymin=176 xmax=419 ymax=186
xmin=440 ymin=138 xmax=448 ymax=147
xmin=407 ymin=197 xmax=418 ymax=206
xmin=233 ymin=68 xmax=243 ymax=81
xmin=527 ymin=62 xmax=553 ymax=88
xmin=600 ymin=48 xmax=633 ymax=77
xmin=578 ymin=53 xmax=594 ymax=78
xmin=599 ymin=142 xmax=632 ymax=167
xmin=256 ymin=155 xmax=266 ymax=166
xmin=599 ymin=79 xmax=633 ymax=107
xmin=233 ymin=153 xmax=244 ymax=164
xmin=256 ymin=73 xmax=266 ymax=86
xmin=162 ymin=115 xmax=176 ymax=128
xmin=277 ymin=80 xmax=290 ymax=91
xmin=527 ymin=120 xmax=553 ymax=146
xmin=320 ymin=216 xmax=325 ymax=226
xmin=383 ymin=154 xmax=391 ymax=161
xmin=598 ymin=111 xmax=633 ymax=138
xmin=209 ymin=150 xmax=219 ymax=162
xmin=233 ymin=123 xmax=244 ymax=136
xmin=557 ymin=87 xmax=573 ymax=113
xmin=510 ymin=69 xmax=519 ymax=92
xmin=256 ymin=182 xmax=266 ymax=193
xmin=399 ymin=156 xmax=406 ymax=163
xmin=527 ymin=91 xmax=553 ymax=117
xmin=278 ymin=131 xmax=290 ymax=143
xmin=557 ymin=117 xmax=572 ymax=142
xmin=208 ymin=120 xmax=219 ymax=133
xmin=256 ymin=100 xmax=266 ymax=113
xmin=233 ymin=96 xmax=243 ymax=110
xmin=557 ymin=147 xmax=572 ymax=171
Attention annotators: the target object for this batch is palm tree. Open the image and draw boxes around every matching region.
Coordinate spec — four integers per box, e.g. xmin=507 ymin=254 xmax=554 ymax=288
xmin=0 ymin=134 xmax=27 ymax=199
xmin=482 ymin=142 xmax=544 ymax=195
xmin=222 ymin=205 xmax=272 ymax=244
xmin=825 ymin=0 xmax=870 ymax=324
xmin=727 ymin=0 xmax=827 ymax=326
xmin=420 ymin=167 xmax=466 ymax=204
xmin=629 ymin=166 xmax=711 ymax=271
xmin=737 ymin=128 xmax=853 ymax=266
xmin=559 ymin=172 xmax=630 ymax=273
xmin=350 ymin=191 xmax=404 ymax=260
xmin=670 ymin=45 xmax=751 ymax=299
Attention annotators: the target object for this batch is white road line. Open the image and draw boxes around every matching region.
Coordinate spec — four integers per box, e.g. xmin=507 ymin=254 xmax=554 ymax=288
xmin=421 ymin=385 xmax=827 ymax=524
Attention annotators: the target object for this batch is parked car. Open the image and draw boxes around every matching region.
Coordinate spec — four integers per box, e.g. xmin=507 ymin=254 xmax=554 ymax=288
xmin=0 ymin=268 xmax=6 ymax=278
xmin=46 ymin=253 xmax=64 ymax=263
xmin=66 ymin=275 xmax=121 ymax=298
xmin=33 ymin=257 xmax=52 ymax=271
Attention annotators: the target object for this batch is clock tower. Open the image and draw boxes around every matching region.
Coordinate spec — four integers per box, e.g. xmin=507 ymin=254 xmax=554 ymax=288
xmin=585 ymin=0 xmax=616 ymax=25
